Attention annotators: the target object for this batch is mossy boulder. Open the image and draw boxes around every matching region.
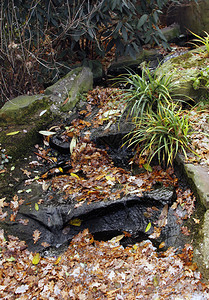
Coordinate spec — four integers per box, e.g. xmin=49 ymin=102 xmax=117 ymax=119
xmin=0 ymin=66 xmax=93 ymax=159
xmin=45 ymin=66 xmax=93 ymax=112
xmin=0 ymin=95 xmax=51 ymax=125
xmin=156 ymin=46 xmax=209 ymax=101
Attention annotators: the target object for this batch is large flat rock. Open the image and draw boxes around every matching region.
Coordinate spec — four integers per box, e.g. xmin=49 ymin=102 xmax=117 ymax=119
xmin=184 ymin=163 xmax=209 ymax=209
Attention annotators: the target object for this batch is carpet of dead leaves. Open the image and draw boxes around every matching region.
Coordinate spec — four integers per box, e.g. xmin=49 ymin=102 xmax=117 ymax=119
xmin=1 ymin=228 xmax=209 ymax=299
xmin=1 ymin=88 xmax=209 ymax=299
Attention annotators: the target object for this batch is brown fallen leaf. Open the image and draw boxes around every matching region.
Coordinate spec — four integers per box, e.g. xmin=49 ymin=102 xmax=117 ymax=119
xmin=0 ymin=197 xmax=6 ymax=208
xmin=181 ymin=226 xmax=190 ymax=236
xmin=193 ymin=218 xmax=200 ymax=224
xmin=21 ymin=168 xmax=31 ymax=178
xmin=33 ymin=229 xmax=41 ymax=244
xmin=157 ymin=204 xmax=168 ymax=228
xmin=17 ymin=218 xmax=29 ymax=226
xmin=41 ymin=242 xmax=51 ymax=248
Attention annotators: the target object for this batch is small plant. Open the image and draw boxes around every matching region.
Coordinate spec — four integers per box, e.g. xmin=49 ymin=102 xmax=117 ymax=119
xmin=192 ymin=66 xmax=209 ymax=90
xmin=189 ymin=30 xmax=209 ymax=55
xmin=118 ymin=66 xmax=180 ymax=121
xmin=125 ymin=103 xmax=195 ymax=167
xmin=0 ymin=145 xmax=11 ymax=170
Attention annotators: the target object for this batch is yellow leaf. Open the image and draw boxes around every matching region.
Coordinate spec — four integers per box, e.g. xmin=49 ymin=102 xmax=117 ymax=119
xmin=145 ymin=222 xmax=152 ymax=233
xmin=159 ymin=241 xmax=165 ymax=249
xmin=95 ymin=186 xmax=103 ymax=190
xmin=35 ymin=203 xmax=39 ymax=211
xmin=58 ymin=167 xmax=63 ymax=173
xmin=32 ymin=253 xmax=40 ymax=265
xmin=6 ymin=131 xmax=20 ymax=136
xmin=153 ymin=275 xmax=159 ymax=287
xmin=69 ymin=218 xmax=82 ymax=226
xmin=95 ymin=174 xmax=105 ymax=180
xmin=105 ymin=176 xmax=115 ymax=181
xmin=54 ymin=256 xmax=62 ymax=265
xmin=133 ymin=244 xmax=138 ymax=250
xmin=109 ymin=234 xmax=124 ymax=243
xmin=6 ymin=256 xmax=15 ymax=262
xmin=70 ymin=173 xmax=80 ymax=179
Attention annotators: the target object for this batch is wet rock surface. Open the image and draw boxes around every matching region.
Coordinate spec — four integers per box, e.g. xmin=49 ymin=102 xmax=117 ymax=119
xmin=0 ymin=119 xmax=189 ymax=256
xmin=2 ymin=180 xmax=184 ymax=254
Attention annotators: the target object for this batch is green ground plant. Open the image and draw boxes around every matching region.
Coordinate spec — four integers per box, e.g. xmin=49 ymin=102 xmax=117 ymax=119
xmin=192 ymin=66 xmax=209 ymax=90
xmin=189 ymin=30 xmax=209 ymax=55
xmin=119 ymin=66 xmax=180 ymax=121
xmin=125 ymin=103 xmax=195 ymax=167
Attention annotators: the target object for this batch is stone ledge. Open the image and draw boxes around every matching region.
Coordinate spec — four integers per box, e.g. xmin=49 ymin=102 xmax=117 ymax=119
xmin=184 ymin=163 xmax=209 ymax=209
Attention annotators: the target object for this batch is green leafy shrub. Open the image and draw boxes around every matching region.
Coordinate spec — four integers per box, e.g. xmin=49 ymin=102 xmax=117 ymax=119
xmin=118 ymin=66 xmax=180 ymax=120
xmin=0 ymin=0 xmax=175 ymax=106
xmin=125 ymin=103 xmax=194 ymax=167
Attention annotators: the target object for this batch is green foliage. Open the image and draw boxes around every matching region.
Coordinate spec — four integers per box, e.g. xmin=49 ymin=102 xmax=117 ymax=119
xmin=2 ymin=0 xmax=171 ymax=59
xmin=119 ymin=66 xmax=179 ymax=120
xmin=189 ymin=30 xmax=209 ymax=54
xmin=192 ymin=67 xmax=209 ymax=90
xmin=125 ymin=103 xmax=194 ymax=167
xmin=0 ymin=0 xmax=178 ymax=106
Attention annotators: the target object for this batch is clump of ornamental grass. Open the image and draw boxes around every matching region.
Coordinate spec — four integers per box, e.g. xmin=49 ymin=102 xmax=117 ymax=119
xmin=189 ymin=30 xmax=209 ymax=55
xmin=125 ymin=103 xmax=196 ymax=167
xmin=118 ymin=66 xmax=181 ymax=121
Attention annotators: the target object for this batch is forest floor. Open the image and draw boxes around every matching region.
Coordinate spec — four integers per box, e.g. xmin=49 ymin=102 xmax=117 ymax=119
xmin=1 ymin=88 xmax=209 ymax=299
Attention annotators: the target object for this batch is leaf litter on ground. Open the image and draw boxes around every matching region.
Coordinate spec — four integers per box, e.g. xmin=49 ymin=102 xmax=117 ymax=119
xmin=0 ymin=228 xmax=209 ymax=299
xmin=1 ymin=88 xmax=209 ymax=298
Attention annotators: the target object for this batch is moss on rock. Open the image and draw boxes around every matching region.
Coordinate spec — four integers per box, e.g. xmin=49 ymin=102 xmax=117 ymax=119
xmin=0 ymin=95 xmax=50 ymax=125
xmin=44 ymin=66 xmax=93 ymax=112
xmin=156 ymin=46 xmax=209 ymax=101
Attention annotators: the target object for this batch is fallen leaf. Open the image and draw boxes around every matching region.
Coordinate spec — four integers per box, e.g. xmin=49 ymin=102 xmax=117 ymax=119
xmin=181 ymin=226 xmax=190 ymax=236
xmin=6 ymin=131 xmax=20 ymax=136
xmin=17 ymin=218 xmax=29 ymax=226
xmin=0 ymin=197 xmax=6 ymax=208
xmin=159 ymin=241 xmax=165 ymax=249
xmin=157 ymin=204 xmax=168 ymax=228
xmin=35 ymin=203 xmax=39 ymax=211
xmin=39 ymin=109 xmax=47 ymax=116
xmin=41 ymin=242 xmax=51 ymax=248
xmin=149 ymin=226 xmax=162 ymax=239
xmin=70 ymin=136 xmax=77 ymax=154
xmin=109 ymin=234 xmax=124 ymax=243
xmin=39 ymin=130 xmax=56 ymax=136
xmin=6 ymin=256 xmax=15 ymax=262
xmin=153 ymin=275 xmax=159 ymax=287
xmin=32 ymin=253 xmax=40 ymax=265
xmin=69 ymin=218 xmax=82 ymax=226
xmin=123 ymin=231 xmax=132 ymax=237
xmin=193 ymin=218 xmax=200 ymax=224
xmin=143 ymin=164 xmax=152 ymax=172
xmin=105 ymin=175 xmax=115 ymax=181
xmin=108 ymin=270 xmax=115 ymax=280
xmin=33 ymin=229 xmax=41 ymax=243
xmin=70 ymin=172 xmax=80 ymax=179
xmin=54 ymin=256 xmax=62 ymax=265
xmin=21 ymin=168 xmax=31 ymax=177
xmin=15 ymin=285 xmax=29 ymax=294
xmin=145 ymin=222 xmax=152 ymax=233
